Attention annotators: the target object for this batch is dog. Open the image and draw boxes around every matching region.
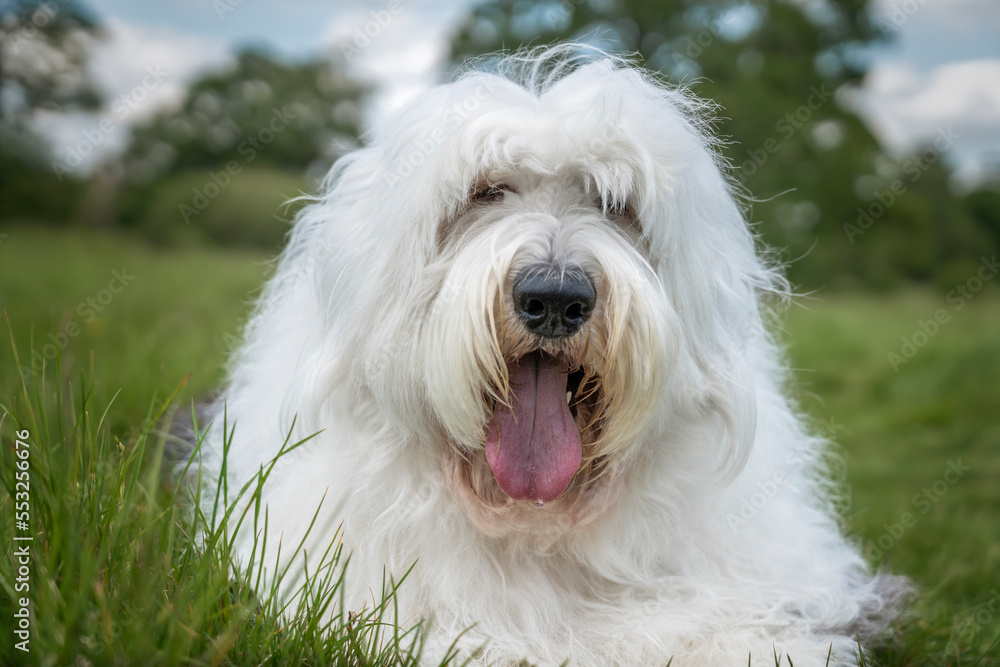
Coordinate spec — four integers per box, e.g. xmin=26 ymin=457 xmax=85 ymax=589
xmin=200 ymin=49 xmax=908 ymax=666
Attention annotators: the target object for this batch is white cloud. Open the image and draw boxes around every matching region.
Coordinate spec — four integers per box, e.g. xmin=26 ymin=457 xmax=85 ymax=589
xmin=91 ymin=18 xmax=233 ymax=122
xmin=859 ymin=58 xmax=1000 ymax=184
xmin=37 ymin=18 xmax=232 ymax=175
xmin=321 ymin=0 xmax=474 ymax=128
xmin=872 ymin=0 xmax=1000 ymax=33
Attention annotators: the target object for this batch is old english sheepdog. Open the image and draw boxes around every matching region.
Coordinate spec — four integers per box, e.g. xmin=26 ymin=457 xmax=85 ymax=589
xmin=201 ymin=50 xmax=907 ymax=665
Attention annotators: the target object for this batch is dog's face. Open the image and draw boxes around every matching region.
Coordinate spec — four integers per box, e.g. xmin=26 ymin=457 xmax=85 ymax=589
xmin=426 ymin=166 xmax=676 ymax=527
xmin=323 ymin=59 xmax=772 ymax=536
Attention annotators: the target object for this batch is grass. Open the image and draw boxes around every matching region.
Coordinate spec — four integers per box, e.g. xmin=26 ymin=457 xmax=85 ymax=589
xmin=1 ymin=225 xmax=998 ymax=665
xmin=783 ymin=291 xmax=1000 ymax=665
xmin=0 ymin=224 xmax=271 ymax=434
xmin=0 ymin=353 xmax=462 ymax=666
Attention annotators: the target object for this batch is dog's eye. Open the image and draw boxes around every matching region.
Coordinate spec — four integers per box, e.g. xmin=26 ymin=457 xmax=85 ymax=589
xmin=473 ymin=185 xmax=509 ymax=202
xmin=600 ymin=198 xmax=629 ymax=218
xmin=596 ymin=192 xmax=629 ymax=218
xmin=608 ymin=201 xmax=629 ymax=217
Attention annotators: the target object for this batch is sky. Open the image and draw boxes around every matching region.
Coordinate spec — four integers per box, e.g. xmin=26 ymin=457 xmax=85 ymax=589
xmin=39 ymin=0 xmax=1000 ymax=188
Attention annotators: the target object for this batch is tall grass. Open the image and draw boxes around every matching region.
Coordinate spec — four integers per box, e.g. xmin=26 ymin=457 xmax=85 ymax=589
xmin=0 ymin=337 xmax=464 ymax=666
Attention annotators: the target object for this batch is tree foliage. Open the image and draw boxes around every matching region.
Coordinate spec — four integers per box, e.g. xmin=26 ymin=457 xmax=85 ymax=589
xmin=0 ymin=0 xmax=103 ymax=221
xmin=123 ymin=48 xmax=367 ymax=184
xmin=0 ymin=0 xmax=103 ymax=129
xmin=116 ymin=49 xmax=366 ymax=248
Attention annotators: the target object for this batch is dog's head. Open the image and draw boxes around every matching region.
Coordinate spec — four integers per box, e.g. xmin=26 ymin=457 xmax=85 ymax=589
xmin=297 ymin=50 xmax=783 ymax=536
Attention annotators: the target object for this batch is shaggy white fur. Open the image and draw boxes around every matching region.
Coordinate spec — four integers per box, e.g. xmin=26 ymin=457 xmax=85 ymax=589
xmin=201 ymin=49 xmax=907 ymax=666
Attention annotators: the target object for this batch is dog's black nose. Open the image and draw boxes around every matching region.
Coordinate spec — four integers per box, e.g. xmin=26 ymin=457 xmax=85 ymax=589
xmin=513 ymin=266 xmax=595 ymax=338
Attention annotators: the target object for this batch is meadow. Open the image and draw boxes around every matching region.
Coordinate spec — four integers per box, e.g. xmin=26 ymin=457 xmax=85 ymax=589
xmin=1 ymin=224 xmax=998 ymax=665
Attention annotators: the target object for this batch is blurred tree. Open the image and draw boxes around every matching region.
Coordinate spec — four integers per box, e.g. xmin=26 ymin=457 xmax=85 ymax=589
xmin=0 ymin=0 xmax=102 ymax=221
xmin=0 ymin=0 xmax=103 ymax=132
xmin=123 ymin=48 xmax=367 ymax=184
xmin=117 ymin=48 xmax=366 ymax=249
xmin=449 ymin=0 xmax=995 ymax=290
xmin=962 ymin=183 xmax=1000 ymax=252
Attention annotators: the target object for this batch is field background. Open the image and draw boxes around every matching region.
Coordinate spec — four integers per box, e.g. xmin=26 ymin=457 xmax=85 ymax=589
xmin=2 ymin=224 xmax=997 ymax=664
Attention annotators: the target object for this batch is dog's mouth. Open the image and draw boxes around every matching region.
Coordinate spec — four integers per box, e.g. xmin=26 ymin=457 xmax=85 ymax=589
xmin=484 ymin=351 xmax=603 ymax=505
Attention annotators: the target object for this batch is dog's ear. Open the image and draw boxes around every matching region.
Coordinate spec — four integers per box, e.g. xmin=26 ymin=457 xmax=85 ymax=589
xmin=281 ymin=131 xmax=484 ymax=433
xmin=640 ymin=123 xmax=782 ymax=486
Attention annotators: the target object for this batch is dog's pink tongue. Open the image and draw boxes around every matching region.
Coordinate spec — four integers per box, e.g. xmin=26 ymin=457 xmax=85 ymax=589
xmin=485 ymin=353 xmax=582 ymax=504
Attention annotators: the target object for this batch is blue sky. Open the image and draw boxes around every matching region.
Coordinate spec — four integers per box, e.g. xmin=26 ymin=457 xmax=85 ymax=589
xmin=48 ymin=0 xmax=1000 ymax=186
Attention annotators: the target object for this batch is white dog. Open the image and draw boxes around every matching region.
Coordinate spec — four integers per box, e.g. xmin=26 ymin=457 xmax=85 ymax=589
xmin=201 ymin=49 xmax=907 ymax=666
